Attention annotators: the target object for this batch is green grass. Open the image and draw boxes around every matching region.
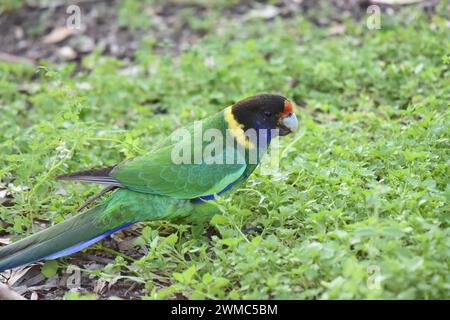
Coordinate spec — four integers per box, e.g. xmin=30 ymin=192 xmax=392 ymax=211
xmin=0 ymin=3 xmax=449 ymax=299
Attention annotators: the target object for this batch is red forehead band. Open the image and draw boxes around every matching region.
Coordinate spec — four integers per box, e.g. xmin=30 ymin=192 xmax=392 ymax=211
xmin=281 ymin=100 xmax=293 ymax=117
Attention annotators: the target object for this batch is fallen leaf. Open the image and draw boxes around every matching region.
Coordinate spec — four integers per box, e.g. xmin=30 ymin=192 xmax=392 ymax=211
xmin=6 ymin=266 xmax=33 ymax=287
xmin=247 ymin=5 xmax=280 ymax=20
xmin=43 ymin=27 xmax=74 ymax=44
xmin=370 ymin=0 xmax=424 ymax=4
xmin=94 ymin=279 xmax=107 ymax=294
xmin=57 ymin=46 xmax=77 ymax=60
xmin=0 ymin=237 xmax=11 ymax=245
xmin=328 ymin=24 xmax=346 ymax=36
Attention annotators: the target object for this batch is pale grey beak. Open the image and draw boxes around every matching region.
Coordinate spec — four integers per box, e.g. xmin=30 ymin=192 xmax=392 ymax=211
xmin=281 ymin=112 xmax=298 ymax=133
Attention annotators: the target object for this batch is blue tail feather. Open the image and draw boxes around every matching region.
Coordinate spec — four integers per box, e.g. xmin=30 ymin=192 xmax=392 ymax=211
xmin=42 ymin=222 xmax=135 ymax=260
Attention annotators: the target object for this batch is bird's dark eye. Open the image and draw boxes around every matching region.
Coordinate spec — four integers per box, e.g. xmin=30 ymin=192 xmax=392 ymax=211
xmin=264 ymin=111 xmax=272 ymax=117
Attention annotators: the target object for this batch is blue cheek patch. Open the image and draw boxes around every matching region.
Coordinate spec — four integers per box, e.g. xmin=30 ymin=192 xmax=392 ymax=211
xmin=252 ymin=120 xmax=276 ymax=147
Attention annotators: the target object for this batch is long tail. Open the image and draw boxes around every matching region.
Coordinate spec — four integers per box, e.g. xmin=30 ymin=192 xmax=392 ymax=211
xmin=0 ymin=204 xmax=134 ymax=272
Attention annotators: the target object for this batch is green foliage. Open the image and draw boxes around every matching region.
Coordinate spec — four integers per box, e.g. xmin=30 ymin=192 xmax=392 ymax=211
xmin=64 ymin=292 xmax=97 ymax=300
xmin=0 ymin=0 xmax=23 ymax=13
xmin=0 ymin=4 xmax=448 ymax=299
xmin=41 ymin=260 xmax=59 ymax=278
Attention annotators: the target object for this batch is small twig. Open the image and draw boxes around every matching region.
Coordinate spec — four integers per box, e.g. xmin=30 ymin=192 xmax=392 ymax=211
xmin=24 ymin=0 xmax=114 ymax=10
xmin=0 ymin=52 xmax=35 ymax=65
xmin=77 ymin=186 xmax=116 ymax=212
xmin=0 ymin=283 xmax=27 ymax=300
xmin=73 ymin=252 xmax=112 ymax=264
xmin=97 ymin=244 xmax=136 ymax=263
xmin=370 ymin=0 xmax=424 ymax=4
xmin=369 ymin=0 xmax=439 ymax=6
xmin=124 ymin=282 xmax=137 ymax=296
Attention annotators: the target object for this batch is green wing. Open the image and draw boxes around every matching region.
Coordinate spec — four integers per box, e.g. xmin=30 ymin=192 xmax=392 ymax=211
xmin=110 ymin=112 xmax=247 ymax=199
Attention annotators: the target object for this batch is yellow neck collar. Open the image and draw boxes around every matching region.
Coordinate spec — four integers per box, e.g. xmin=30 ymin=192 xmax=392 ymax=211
xmin=223 ymin=106 xmax=255 ymax=149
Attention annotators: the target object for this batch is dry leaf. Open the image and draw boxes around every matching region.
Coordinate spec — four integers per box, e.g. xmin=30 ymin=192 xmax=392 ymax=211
xmin=94 ymin=278 xmax=107 ymax=294
xmin=370 ymin=0 xmax=423 ymax=4
xmin=328 ymin=24 xmax=346 ymax=36
xmin=0 ymin=237 xmax=12 ymax=245
xmin=247 ymin=5 xmax=280 ymax=20
xmin=0 ymin=283 xmax=26 ymax=300
xmin=43 ymin=27 xmax=74 ymax=44
xmin=6 ymin=266 xmax=33 ymax=287
xmin=57 ymin=46 xmax=77 ymax=60
xmin=0 ymin=189 xmax=7 ymax=199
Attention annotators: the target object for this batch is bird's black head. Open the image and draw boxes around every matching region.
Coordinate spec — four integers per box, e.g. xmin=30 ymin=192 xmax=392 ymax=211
xmin=229 ymin=93 xmax=298 ymax=136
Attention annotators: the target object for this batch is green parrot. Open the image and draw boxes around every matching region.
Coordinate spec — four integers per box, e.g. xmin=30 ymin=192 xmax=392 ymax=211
xmin=0 ymin=94 xmax=298 ymax=271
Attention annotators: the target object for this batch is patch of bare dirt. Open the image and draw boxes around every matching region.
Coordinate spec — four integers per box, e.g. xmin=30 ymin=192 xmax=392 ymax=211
xmin=0 ymin=0 xmax=437 ymax=65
